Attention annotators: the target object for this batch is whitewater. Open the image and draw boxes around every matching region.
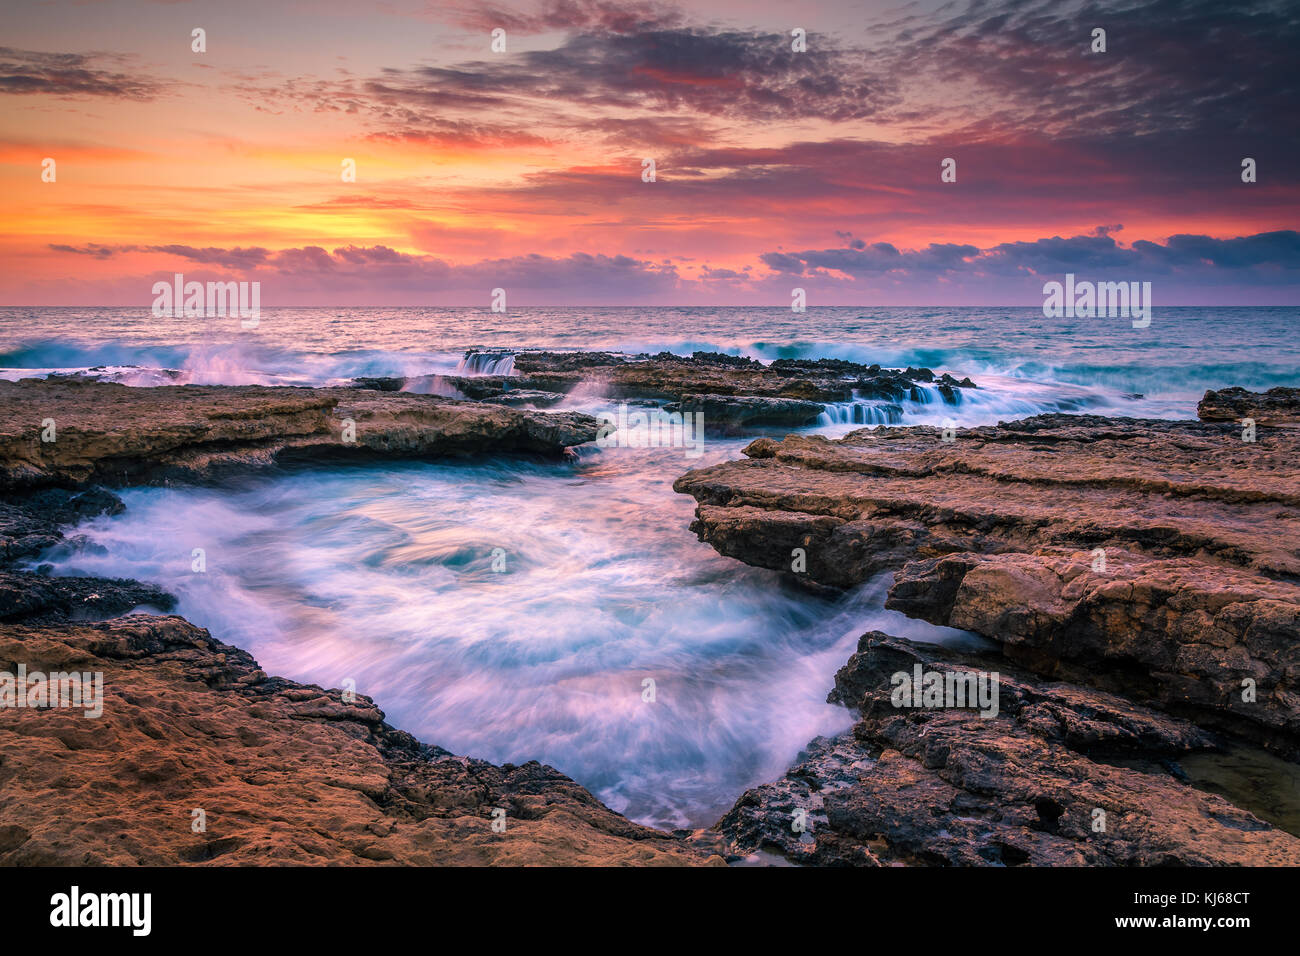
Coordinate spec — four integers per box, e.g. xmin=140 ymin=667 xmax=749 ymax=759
xmin=3 ymin=305 xmax=1296 ymax=827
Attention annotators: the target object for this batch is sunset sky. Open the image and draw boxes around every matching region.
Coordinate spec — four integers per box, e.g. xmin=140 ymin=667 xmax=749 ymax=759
xmin=1 ymin=0 xmax=1297 ymax=305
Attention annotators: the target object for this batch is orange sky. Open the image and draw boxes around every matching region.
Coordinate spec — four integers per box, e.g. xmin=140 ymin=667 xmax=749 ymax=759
xmin=2 ymin=0 xmax=1296 ymax=304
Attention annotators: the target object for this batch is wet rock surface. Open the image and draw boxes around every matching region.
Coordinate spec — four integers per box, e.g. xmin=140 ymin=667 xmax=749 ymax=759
xmin=0 ymin=569 xmax=175 ymax=625
xmin=717 ymin=632 xmax=1300 ymax=866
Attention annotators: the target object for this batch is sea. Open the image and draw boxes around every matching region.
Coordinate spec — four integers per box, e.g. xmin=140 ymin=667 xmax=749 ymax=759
xmin=2 ymin=305 xmax=1296 ymax=829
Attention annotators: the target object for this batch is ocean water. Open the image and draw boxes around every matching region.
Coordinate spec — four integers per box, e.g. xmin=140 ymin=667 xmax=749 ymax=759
xmin=5 ymin=306 xmax=1298 ymax=828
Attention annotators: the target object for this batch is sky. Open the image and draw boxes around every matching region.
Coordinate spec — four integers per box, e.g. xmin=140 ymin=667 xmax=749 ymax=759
xmin=1 ymin=0 xmax=1297 ymax=305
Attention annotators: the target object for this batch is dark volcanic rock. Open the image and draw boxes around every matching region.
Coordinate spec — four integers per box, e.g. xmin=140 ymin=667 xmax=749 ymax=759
xmin=717 ymin=633 xmax=1300 ymax=866
xmin=1198 ymin=386 xmax=1300 ymax=427
xmin=512 ymin=351 xmax=631 ymax=372
xmin=0 ymin=489 xmax=125 ymax=565
xmin=0 ymin=569 xmax=175 ymax=623
xmin=346 ymin=377 xmax=406 ymax=392
xmin=0 ymin=502 xmax=64 ymax=565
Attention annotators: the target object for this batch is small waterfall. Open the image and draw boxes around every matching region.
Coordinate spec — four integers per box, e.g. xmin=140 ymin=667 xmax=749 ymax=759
xmin=456 ymin=351 xmax=516 ymax=376
xmin=816 ymin=401 xmax=904 ymax=426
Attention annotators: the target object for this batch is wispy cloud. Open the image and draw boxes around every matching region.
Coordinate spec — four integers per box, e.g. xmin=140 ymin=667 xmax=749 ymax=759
xmin=0 ymin=48 xmax=173 ymax=100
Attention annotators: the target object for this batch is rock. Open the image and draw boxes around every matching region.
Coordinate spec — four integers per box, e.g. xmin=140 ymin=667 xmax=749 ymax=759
xmin=0 ymin=376 xmax=720 ymax=867
xmin=0 ymin=502 xmax=65 ymax=564
xmin=510 ymin=351 xmax=973 ymax=407
xmin=0 ymin=614 xmax=719 ymax=866
xmin=0 ymin=489 xmax=125 ymax=567
xmin=346 ymin=377 xmax=406 ymax=392
xmin=675 ymin=414 xmax=1300 ymax=751
xmin=0 ymin=378 xmax=600 ymax=491
xmin=0 ymin=569 xmax=175 ymax=623
xmin=887 ymin=549 xmax=1300 ymax=753
xmin=717 ymin=633 xmax=1300 ymax=866
xmin=480 ymin=389 xmax=567 ymax=408
xmin=664 ymin=394 xmax=825 ymax=431
xmin=1198 ymin=386 xmax=1300 ymax=427
xmin=512 ymin=351 xmax=634 ymax=372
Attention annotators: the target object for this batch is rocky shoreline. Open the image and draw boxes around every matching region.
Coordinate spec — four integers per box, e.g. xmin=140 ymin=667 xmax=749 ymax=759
xmin=0 ymin=370 xmax=727 ymax=865
xmin=680 ymin=386 xmax=1300 ymax=863
xmin=719 ymin=632 xmax=1300 ymax=865
xmin=2 ymin=356 xmax=1298 ymax=865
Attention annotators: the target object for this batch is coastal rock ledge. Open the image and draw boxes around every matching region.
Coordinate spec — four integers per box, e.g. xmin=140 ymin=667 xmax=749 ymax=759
xmin=718 ymin=633 xmax=1300 ymax=866
xmin=0 ymin=378 xmax=714 ymax=866
xmin=0 ymin=613 xmax=717 ymax=865
xmin=674 ymin=408 xmax=1300 ymax=755
xmin=0 ymin=378 xmax=599 ymax=490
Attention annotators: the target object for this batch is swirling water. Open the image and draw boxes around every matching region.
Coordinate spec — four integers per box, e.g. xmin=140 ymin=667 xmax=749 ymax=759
xmin=4 ymin=306 xmax=1297 ymax=827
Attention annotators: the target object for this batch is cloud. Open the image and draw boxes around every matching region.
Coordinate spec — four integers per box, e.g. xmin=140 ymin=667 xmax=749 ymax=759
xmin=46 ymin=232 xmax=1300 ymax=306
xmin=148 ymin=245 xmax=273 ymax=269
xmin=47 ymin=243 xmax=123 ymax=259
xmin=0 ymin=48 xmax=171 ymax=99
xmin=48 ymin=244 xmax=271 ymax=269
xmin=444 ymin=0 xmax=687 ymax=34
xmin=236 ymin=26 xmax=896 ymax=135
xmin=874 ymin=0 xmax=1300 ymax=148
xmin=1132 ymin=230 xmax=1300 ymax=270
xmin=761 ymin=242 xmax=980 ymax=278
xmin=767 ymin=231 xmax=1300 ymax=287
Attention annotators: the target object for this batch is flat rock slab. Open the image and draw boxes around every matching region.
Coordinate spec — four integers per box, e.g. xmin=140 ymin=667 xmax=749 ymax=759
xmin=717 ymin=633 xmax=1300 ymax=866
xmin=0 ymin=378 xmax=599 ymax=490
xmin=0 ymin=614 xmax=718 ymax=865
